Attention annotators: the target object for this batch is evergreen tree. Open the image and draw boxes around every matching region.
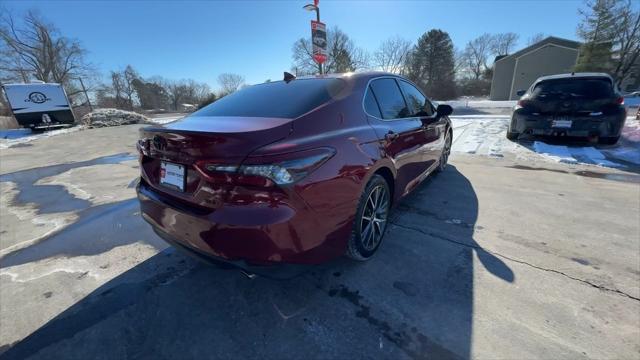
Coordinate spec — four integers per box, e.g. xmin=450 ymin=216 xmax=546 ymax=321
xmin=406 ymin=29 xmax=457 ymax=100
xmin=574 ymin=0 xmax=619 ymax=73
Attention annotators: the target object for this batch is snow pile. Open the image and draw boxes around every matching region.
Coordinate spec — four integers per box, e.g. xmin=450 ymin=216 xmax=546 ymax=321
xmin=445 ymin=99 xmax=517 ymax=109
xmin=450 ymin=115 xmax=637 ymax=168
xmin=81 ymin=108 xmax=150 ymax=128
xmin=600 ymin=120 xmax=640 ymax=165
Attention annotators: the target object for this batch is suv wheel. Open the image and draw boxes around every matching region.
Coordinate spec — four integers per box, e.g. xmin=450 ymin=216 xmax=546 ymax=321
xmin=598 ymin=136 xmax=620 ymax=145
xmin=346 ymin=175 xmax=391 ymax=261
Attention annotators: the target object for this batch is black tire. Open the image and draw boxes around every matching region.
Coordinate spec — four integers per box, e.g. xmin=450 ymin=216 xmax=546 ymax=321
xmin=598 ymin=136 xmax=620 ymax=145
xmin=346 ymin=174 xmax=391 ymax=261
xmin=435 ymin=129 xmax=452 ymax=173
xmin=506 ymin=131 xmax=519 ymax=140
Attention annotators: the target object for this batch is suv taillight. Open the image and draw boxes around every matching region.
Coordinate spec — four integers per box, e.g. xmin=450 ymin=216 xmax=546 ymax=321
xmin=615 ymin=96 xmax=624 ymax=105
xmin=195 ymin=147 xmax=335 ymax=187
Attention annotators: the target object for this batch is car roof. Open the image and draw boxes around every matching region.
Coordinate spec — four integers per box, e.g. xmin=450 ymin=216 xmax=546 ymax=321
xmin=535 ymin=72 xmax=613 ymax=82
xmin=294 ymin=71 xmax=398 ymax=81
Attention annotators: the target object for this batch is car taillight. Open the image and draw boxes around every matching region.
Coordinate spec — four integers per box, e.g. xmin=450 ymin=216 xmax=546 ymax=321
xmin=615 ymin=96 xmax=624 ymax=105
xmin=196 ymin=147 xmax=335 ymax=187
xmin=517 ymin=99 xmax=530 ymax=108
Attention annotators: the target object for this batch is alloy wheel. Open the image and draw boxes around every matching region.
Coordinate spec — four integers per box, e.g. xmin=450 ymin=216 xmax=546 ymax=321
xmin=439 ymin=132 xmax=452 ymax=171
xmin=360 ymin=185 xmax=390 ymax=251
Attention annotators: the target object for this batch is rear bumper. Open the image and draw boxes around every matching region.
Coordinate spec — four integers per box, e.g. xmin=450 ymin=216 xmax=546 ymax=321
xmin=137 ymin=180 xmax=349 ymax=266
xmin=511 ymin=110 xmax=626 ymax=138
xmin=150 ymin=226 xmax=309 ymax=278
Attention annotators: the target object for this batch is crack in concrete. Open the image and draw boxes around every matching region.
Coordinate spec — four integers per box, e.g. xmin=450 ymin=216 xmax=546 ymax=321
xmin=390 ymin=222 xmax=640 ymax=302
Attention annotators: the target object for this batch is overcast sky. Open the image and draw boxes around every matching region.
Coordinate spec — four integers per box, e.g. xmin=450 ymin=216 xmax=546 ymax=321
xmin=3 ymin=0 xmax=585 ymax=90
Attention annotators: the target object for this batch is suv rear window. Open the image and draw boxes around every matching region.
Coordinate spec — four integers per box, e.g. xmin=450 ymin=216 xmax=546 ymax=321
xmin=532 ymin=78 xmax=614 ymax=100
xmin=194 ymin=78 xmax=345 ymax=118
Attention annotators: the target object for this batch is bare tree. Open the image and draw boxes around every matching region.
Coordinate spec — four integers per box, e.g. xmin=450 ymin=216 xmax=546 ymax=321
xmin=373 ymin=36 xmax=411 ymax=74
xmin=162 ymin=79 xmax=187 ymax=111
xmin=610 ymin=0 xmax=640 ymax=86
xmin=0 ymin=10 xmax=94 ymax=94
xmin=217 ymin=73 xmax=245 ymax=95
xmin=462 ymin=33 xmax=493 ymax=80
xmin=110 ymin=71 xmax=128 ymax=109
xmin=527 ymin=33 xmax=546 ymax=45
xmin=122 ymin=65 xmax=138 ymax=110
xmin=291 ymin=26 xmax=369 ymax=75
xmin=490 ymin=32 xmax=520 ymax=56
xmin=291 ymin=38 xmax=320 ymax=75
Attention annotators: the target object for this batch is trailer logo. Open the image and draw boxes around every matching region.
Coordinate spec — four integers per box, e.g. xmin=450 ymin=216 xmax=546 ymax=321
xmin=27 ymin=92 xmax=49 ymax=104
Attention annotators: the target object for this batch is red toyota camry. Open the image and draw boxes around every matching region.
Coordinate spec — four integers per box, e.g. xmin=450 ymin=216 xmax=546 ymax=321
xmin=136 ymin=72 xmax=452 ymax=274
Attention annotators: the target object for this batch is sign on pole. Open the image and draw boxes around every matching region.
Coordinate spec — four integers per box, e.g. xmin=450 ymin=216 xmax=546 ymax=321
xmin=311 ymin=20 xmax=327 ymax=64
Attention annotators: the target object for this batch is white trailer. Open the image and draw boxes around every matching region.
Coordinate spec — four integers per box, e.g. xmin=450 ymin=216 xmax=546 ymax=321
xmin=1 ymin=82 xmax=75 ymax=130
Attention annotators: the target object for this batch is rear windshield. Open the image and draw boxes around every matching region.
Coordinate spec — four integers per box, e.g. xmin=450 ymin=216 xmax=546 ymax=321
xmin=532 ymin=78 xmax=614 ymax=100
xmin=193 ymin=78 xmax=345 ymax=118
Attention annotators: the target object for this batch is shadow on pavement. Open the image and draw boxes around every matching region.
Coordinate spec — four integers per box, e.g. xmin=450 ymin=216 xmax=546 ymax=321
xmin=1 ymin=165 xmax=513 ymax=360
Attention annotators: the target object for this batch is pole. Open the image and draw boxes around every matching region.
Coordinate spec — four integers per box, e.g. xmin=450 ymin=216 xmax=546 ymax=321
xmin=78 ymin=77 xmax=93 ymax=111
xmin=316 ymin=7 xmax=323 ymax=75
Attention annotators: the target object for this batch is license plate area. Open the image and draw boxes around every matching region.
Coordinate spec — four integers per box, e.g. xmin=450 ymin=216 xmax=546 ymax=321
xmin=160 ymin=161 xmax=185 ymax=192
xmin=551 ymin=118 xmax=572 ymax=128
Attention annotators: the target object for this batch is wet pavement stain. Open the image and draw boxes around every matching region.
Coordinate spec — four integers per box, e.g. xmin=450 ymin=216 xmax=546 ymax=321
xmin=328 ymin=284 xmax=461 ymax=360
xmin=0 ymin=198 xmax=166 ymax=268
xmin=393 ymin=281 xmax=418 ymax=297
xmin=571 ymin=258 xmax=591 ymax=266
xmin=507 ymin=165 xmax=640 ymax=184
xmin=0 ymin=153 xmax=137 ymax=214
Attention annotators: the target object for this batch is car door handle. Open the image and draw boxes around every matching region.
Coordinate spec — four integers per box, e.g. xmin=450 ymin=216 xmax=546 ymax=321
xmin=385 ymin=131 xmax=399 ymax=141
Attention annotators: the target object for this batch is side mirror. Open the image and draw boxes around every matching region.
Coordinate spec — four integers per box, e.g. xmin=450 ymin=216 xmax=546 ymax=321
xmin=516 ymin=90 xmax=526 ymax=97
xmin=436 ymin=104 xmax=453 ymax=117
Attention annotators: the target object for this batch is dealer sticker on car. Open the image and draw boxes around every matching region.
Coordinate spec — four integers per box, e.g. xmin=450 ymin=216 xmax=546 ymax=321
xmin=160 ymin=161 xmax=185 ymax=191
xmin=552 ymin=119 xmax=572 ymax=128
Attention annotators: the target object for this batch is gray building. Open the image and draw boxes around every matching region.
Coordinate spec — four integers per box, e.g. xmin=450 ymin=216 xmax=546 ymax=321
xmin=490 ymin=37 xmax=581 ymax=100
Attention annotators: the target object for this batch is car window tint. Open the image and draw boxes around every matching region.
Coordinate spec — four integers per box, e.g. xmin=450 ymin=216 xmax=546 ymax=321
xmin=369 ymin=78 xmax=409 ymax=119
xmin=364 ymin=87 xmax=382 ymax=118
xmin=532 ymin=78 xmax=614 ymax=100
xmin=193 ymin=78 xmax=345 ymax=118
xmin=398 ymin=80 xmax=433 ymax=116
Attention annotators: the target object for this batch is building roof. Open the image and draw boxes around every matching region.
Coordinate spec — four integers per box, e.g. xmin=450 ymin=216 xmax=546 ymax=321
xmin=534 ymin=72 xmax=613 ymax=82
xmin=495 ymin=36 xmax=582 ymax=64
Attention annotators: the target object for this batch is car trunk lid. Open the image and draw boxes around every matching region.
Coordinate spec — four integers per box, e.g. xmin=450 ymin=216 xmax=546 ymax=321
xmin=139 ymin=116 xmax=292 ymax=210
xmin=528 ymin=77 xmax=618 ymax=115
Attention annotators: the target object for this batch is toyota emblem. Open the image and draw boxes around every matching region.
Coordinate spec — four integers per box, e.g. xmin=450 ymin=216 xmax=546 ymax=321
xmin=152 ymin=135 xmax=167 ymax=151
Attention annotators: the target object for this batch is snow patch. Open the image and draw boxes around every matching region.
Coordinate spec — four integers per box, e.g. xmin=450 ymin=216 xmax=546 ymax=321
xmin=0 ymin=126 xmax=83 ymax=149
xmin=532 ymin=142 xmax=578 ymax=164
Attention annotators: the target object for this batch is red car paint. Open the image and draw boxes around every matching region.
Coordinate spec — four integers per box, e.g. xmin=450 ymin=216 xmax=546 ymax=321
xmin=137 ymin=72 xmax=451 ymax=266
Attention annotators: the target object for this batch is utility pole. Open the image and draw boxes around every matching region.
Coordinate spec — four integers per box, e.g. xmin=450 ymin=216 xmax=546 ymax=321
xmin=304 ymin=1 xmax=325 ymax=75
xmin=78 ymin=77 xmax=93 ymax=111
xmin=315 ymin=6 xmax=323 ymax=75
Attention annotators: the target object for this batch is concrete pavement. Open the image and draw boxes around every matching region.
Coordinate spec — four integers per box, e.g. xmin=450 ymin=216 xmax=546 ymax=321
xmin=0 ymin=124 xmax=638 ymax=359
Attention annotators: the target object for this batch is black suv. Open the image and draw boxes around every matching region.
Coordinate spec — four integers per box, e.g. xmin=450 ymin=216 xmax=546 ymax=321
xmin=508 ymin=73 xmax=626 ymax=144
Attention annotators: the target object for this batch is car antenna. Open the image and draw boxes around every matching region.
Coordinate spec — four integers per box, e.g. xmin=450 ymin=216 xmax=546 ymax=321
xmin=284 ymin=72 xmax=296 ymax=83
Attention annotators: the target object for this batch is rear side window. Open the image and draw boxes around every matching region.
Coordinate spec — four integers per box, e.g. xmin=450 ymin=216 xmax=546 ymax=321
xmin=369 ymin=78 xmax=409 ymax=119
xmin=364 ymin=87 xmax=382 ymax=118
xmin=532 ymin=78 xmax=614 ymax=100
xmin=398 ymin=80 xmax=433 ymax=117
xmin=194 ymin=78 xmax=345 ymax=118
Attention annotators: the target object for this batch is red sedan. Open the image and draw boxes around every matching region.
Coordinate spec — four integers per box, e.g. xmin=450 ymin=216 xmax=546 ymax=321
xmin=137 ymin=72 xmax=453 ymax=275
